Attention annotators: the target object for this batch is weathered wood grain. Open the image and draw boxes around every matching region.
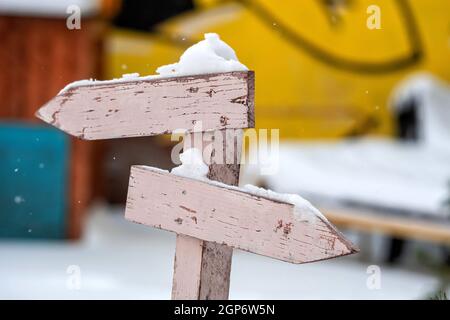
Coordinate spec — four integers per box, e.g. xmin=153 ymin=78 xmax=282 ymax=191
xmin=171 ymin=130 xmax=242 ymax=300
xmin=36 ymin=71 xmax=255 ymax=140
xmin=125 ymin=166 xmax=358 ymax=265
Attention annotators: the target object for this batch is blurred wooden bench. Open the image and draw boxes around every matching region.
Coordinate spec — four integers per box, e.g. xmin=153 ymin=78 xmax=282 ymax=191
xmin=325 ymin=207 xmax=450 ymax=245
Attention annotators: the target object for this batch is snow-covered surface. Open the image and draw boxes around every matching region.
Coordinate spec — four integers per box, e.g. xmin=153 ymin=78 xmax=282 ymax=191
xmin=243 ymin=184 xmax=327 ymax=222
xmin=170 ymin=148 xmax=327 ymax=222
xmin=390 ymin=73 xmax=450 ymax=151
xmin=242 ymin=75 xmax=450 ymax=217
xmin=0 ymin=204 xmax=441 ymax=299
xmin=242 ymin=139 xmax=450 ymax=217
xmin=0 ymin=0 xmax=100 ymax=17
xmin=59 ymin=73 xmax=159 ymax=94
xmin=60 ymin=33 xmax=247 ymax=93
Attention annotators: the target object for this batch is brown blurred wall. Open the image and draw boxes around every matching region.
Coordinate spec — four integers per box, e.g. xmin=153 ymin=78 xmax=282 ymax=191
xmin=0 ymin=15 xmax=104 ymax=239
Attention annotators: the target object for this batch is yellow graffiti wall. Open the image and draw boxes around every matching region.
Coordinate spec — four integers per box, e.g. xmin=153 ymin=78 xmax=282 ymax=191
xmin=105 ymin=0 xmax=450 ymax=139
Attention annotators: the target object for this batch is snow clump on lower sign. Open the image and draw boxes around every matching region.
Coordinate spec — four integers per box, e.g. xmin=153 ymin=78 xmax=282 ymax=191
xmin=171 ymin=148 xmax=328 ymax=223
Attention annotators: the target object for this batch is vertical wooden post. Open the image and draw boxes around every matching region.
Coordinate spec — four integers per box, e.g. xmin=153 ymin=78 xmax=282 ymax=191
xmin=171 ymin=129 xmax=242 ymax=300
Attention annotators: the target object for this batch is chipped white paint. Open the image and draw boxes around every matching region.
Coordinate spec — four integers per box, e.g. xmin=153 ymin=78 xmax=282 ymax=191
xmin=36 ymin=71 xmax=254 ymax=140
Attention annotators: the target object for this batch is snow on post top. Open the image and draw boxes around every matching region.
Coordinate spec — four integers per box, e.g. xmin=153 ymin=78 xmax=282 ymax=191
xmin=156 ymin=33 xmax=248 ymax=76
xmin=60 ymin=33 xmax=248 ymax=93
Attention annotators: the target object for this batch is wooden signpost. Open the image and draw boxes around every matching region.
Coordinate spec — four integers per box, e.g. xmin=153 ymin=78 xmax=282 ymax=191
xmin=37 ymin=70 xmax=357 ymax=300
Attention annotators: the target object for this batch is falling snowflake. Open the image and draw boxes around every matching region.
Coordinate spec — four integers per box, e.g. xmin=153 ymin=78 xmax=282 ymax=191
xmin=14 ymin=196 xmax=25 ymax=204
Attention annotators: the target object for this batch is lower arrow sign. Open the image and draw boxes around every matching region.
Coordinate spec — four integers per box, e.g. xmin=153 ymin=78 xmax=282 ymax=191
xmin=125 ymin=166 xmax=358 ymax=264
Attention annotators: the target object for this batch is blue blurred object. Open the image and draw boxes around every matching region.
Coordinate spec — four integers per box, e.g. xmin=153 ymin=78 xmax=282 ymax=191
xmin=0 ymin=122 xmax=69 ymax=239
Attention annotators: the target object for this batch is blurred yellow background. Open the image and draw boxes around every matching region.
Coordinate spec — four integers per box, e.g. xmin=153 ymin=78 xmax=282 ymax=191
xmin=105 ymin=0 xmax=450 ymax=139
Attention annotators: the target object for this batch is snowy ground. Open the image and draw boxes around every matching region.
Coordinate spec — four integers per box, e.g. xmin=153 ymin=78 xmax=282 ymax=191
xmin=0 ymin=204 xmax=443 ymax=300
xmin=242 ymin=139 xmax=450 ymax=217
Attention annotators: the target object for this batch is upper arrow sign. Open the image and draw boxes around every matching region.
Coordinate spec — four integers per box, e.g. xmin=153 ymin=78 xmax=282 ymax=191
xmin=36 ymin=71 xmax=255 ymax=140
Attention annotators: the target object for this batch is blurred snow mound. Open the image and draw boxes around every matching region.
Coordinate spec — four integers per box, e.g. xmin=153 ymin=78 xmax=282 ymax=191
xmin=390 ymin=72 xmax=450 ymax=150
